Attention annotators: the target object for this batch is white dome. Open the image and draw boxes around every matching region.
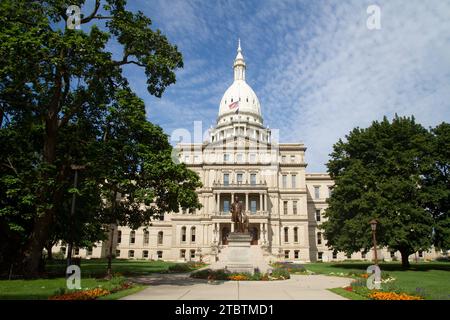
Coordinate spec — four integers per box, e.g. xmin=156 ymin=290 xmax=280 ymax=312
xmin=218 ymin=80 xmax=261 ymax=118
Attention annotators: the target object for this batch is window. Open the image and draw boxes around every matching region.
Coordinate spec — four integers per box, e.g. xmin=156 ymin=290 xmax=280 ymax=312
xmin=361 ymin=252 xmax=366 ymax=259
xmin=250 ymin=174 xmax=256 ymax=185
xmin=117 ymin=231 xmax=122 ymax=243
xmin=291 ymin=175 xmax=296 ymax=188
xmin=282 ymin=155 xmax=286 ymax=163
xmin=237 ymin=173 xmax=243 ymax=184
xmin=130 ymin=230 xmax=136 ymax=244
xmin=390 ymin=251 xmax=395 ymax=258
xmin=291 ymin=155 xmax=295 ymax=163
xmin=87 ymin=247 xmax=93 ymax=256
xmin=317 ymin=232 xmax=322 ymax=245
xmin=74 ymin=248 xmax=79 ymax=255
xmin=283 ymin=201 xmax=288 ymax=215
xmin=180 ymin=249 xmax=186 ymax=259
xmin=418 ymin=251 xmax=423 ymax=258
xmin=294 ymin=250 xmax=299 ymax=259
xmin=328 ymin=186 xmax=333 ymax=198
xmin=61 ymin=247 xmax=66 ymax=255
xmin=318 ymin=252 xmax=323 ymax=260
xmin=250 ymin=200 xmax=257 ymax=213
xmin=194 ymin=155 xmax=199 ymax=163
xmin=346 ymin=253 xmax=351 ymax=259
xmin=237 ymin=154 xmax=243 ymax=162
xmin=314 ymin=186 xmax=320 ymax=199
xmin=249 ymin=154 xmax=256 ymax=163
xmin=223 ymin=200 xmax=230 ymax=213
xmin=128 ymin=250 xmax=134 ymax=258
xmin=282 ymin=175 xmax=287 ymax=188
xmin=332 ymin=251 xmax=337 ymax=259
xmin=293 ymin=201 xmax=298 ymax=215
xmin=284 ymin=227 xmax=289 ymax=243
xmin=143 ymin=230 xmax=149 ymax=245
xmin=190 ymin=250 xmax=195 ymax=259
xmin=181 ymin=227 xmax=186 ymax=242
xmin=294 ymin=227 xmax=299 ymax=243
xmin=116 ymin=249 xmax=120 ymax=257
xmin=157 ymin=251 xmax=163 ymax=259
xmin=223 ymin=173 xmax=229 ymax=186
xmin=143 ymin=250 xmax=149 ymax=258
xmin=284 ymin=250 xmax=290 ymax=259
xmin=191 ymin=227 xmax=196 ymax=243
xmin=158 ymin=231 xmax=163 ymax=245
xmin=223 ymin=154 xmax=230 ymax=162
xmin=315 ymin=210 xmax=321 ymax=222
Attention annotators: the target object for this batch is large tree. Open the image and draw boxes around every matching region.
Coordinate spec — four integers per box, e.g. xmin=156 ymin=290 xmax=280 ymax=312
xmin=0 ymin=0 xmax=199 ymax=276
xmin=322 ymin=115 xmax=442 ymax=268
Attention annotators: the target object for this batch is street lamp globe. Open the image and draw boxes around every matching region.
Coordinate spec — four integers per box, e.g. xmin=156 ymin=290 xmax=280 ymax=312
xmin=370 ymin=219 xmax=378 ymax=232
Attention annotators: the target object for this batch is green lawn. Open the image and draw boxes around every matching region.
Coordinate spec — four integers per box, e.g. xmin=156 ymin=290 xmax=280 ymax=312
xmin=305 ymin=261 xmax=450 ymax=300
xmin=45 ymin=258 xmax=179 ymax=277
xmin=0 ymin=259 xmax=182 ymax=300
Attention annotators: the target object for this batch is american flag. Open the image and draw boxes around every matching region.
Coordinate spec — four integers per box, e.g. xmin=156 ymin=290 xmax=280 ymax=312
xmin=228 ymin=101 xmax=239 ymax=110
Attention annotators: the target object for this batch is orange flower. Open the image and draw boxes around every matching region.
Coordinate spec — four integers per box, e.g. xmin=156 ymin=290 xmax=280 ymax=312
xmin=49 ymin=288 xmax=110 ymax=300
xmin=368 ymin=291 xmax=423 ymax=300
xmin=228 ymin=275 xmax=249 ymax=281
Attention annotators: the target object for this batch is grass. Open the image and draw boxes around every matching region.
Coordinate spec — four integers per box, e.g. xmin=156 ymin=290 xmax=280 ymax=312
xmin=305 ymin=261 xmax=450 ymax=300
xmin=328 ymin=287 xmax=369 ymax=300
xmin=1 ymin=259 xmax=190 ymax=300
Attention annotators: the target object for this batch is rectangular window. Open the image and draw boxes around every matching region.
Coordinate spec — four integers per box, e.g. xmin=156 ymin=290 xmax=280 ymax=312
xmin=282 ymin=155 xmax=286 ymax=163
xmin=390 ymin=251 xmax=395 ymax=258
xmin=194 ymin=155 xmax=199 ymax=163
xmin=291 ymin=155 xmax=295 ymax=163
xmin=291 ymin=175 xmax=296 ymax=188
xmin=130 ymin=231 xmax=136 ymax=244
xmin=283 ymin=201 xmax=288 ymax=215
xmin=184 ymin=155 xmax=189 ymax=163
xmin=316 ymin=210 xmax=321 ymax=222
xmin=284 ymin=250 xmax=290 ymax=259
xmin=284 ymin=228 xmax=289 ymax=243
xmin=294 ymin=228 xmax=299 ymax=243
xmin=190 ymin=250 xmax=195 ymax=259
xmin=250 ymin=174 xmax=256 ymax=185
xmin=293 ymin=201 xmax=297 ymax=215
xmin=249 ymin=154 xmax=256 ymax=163
xmin=317 ymin=232 xmax=322 ymax=245
xmin=157 ymin=251 xmax=163 ymax=259
xmin=191 ymin=228 xmax=196 ymax=243
xmin=180 ymin=249 xmax=186 ymax=259
xmin=237 ymin=154 xmax=243 ymax=162
xmin=87 ymin=247 xmax=93 ymax=256
xmin=250 ymin=200 xmax=257 ymax=213
xmin=74 ymin=248 xmax=79 ymax=255
xmin=237 ymin=173 xmax=243 ymax=184
xmin=223 ymin=173 xmax=229 ymax=186
xmin=332 ymin=251 xmax=337 ymax=260
xmin=418 ymin=251 xmax=423 ymax=258
xmin=282 ymin=175 xmax=287 ymax=188
xmin=117 ymin=231 xmax=122 ymax=244
xmin=158 ymin=232 xmax=163 ymax=245
xmin=128 ymin=250 xmax=134 ymax=258
xmin=116 ymin=249 xmax=120 ymax=257
xmin=318 ymin=252 xmax=323 ymax=261
xmin=328 ymin=186 xmax=333 ymax=198
xmin=314 ymin=186 xmax=320 ymax=199
xmin=61 ymin=247 xmax=66 ymax=255
xmin=223 ymin=200 xmax=230 ymax=213
xmin=143 ymin=250 xmax=149 ymax=258
xmin=294 ymin=250 xmax=299 ymax=259
xmin=143 ymin=231 xmax=149 ymax=245
xmin=361 ymin=252 xmax=366 ymax=259
xmin=223 ymin=154 xmax=230 ymax=162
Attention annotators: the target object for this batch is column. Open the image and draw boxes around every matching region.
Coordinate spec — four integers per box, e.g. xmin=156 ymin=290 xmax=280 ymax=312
xmin=259 ymin=193 xmax=263 ymax=214
xmin=231 ymin=223 xmax=234 ymax=233
xmin=264 ymin=194 xmax=268 ymax=212
xmin=259 ymin=223 xmax=263 ymax=245
xmin=217 ymin=193 xmax=220 ymax=213
xmin=231 ymin=192 xmax=234 ymax=204
xmin=245 ymin=193 xmax=249 ymax=212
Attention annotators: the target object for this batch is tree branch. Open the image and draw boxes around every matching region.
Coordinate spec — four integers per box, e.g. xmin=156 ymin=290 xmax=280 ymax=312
xmin=80 ymin=0 xmax=101 ymax=24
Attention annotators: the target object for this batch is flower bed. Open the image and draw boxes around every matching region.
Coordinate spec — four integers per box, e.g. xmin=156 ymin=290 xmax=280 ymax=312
xmin=49 ymin=288 xmax=110 ymax=300
xmin=368 ymin=291 xmax=423 ymax=300
xmin=191 ymin=268 xmax=289 ymax=281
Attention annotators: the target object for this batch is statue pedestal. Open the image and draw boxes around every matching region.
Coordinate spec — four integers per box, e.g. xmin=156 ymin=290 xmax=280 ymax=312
xmin=210 ymin=232 xmax=273 ymax=275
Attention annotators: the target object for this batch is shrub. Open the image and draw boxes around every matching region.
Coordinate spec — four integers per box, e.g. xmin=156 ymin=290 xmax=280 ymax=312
xmin=271 ymin=268 xmax=290 ymax=280
xmin=168 ymin=263 xmax=191 ymax=273
xmin=190 ymin=269 xmax=229 ymax=281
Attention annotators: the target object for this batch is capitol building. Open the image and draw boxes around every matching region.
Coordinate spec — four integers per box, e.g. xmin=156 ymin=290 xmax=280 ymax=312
xmin=54 ymin=41 xmax=437 ymax=263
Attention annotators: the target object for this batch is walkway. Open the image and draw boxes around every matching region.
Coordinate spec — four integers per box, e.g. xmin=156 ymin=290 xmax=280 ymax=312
xmin=121 ymin=273 xmax=352 ymax=300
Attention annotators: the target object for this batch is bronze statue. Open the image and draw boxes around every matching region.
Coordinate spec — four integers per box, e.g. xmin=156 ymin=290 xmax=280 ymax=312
xmin=231 ymin=196 xmax=248 ymax=233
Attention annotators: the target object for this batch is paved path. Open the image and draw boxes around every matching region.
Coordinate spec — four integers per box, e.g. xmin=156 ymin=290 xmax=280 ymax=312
xmin=121 ymin=273 xmax=352 ymax=300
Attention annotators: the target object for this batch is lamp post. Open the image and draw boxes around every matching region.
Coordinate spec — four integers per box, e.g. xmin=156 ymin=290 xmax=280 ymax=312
xmin=370 ymin=219 xmax=378 ymax=265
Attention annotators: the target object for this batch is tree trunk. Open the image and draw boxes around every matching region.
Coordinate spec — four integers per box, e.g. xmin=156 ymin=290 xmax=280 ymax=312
xmin=400 ymin=249 xmax=411 ymax=269
xmin=46 ymin=244 xmax=53 ymax=260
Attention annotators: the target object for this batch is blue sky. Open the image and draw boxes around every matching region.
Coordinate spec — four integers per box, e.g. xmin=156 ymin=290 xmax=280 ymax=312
xmin=108 ymin=0 xmax=449 ymax=172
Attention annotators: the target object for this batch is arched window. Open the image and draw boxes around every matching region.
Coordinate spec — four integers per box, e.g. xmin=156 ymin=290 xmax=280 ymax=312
xmin=191 ymin=227 xmax=196 ymax=243
xmin=143 ymin=230 xmax=149 ymax=245
xmin=181 ymin=227 xmax=186 ymax=242
xmin=294 ymin=227 xmax=298 ymax=243
xmin=284 ymin=227 xmax=289 ymax=243
xmin=130 ymin=230 xmax=135 ymax=244
xmin=158 ymin=231 xmax=163 ymax=245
